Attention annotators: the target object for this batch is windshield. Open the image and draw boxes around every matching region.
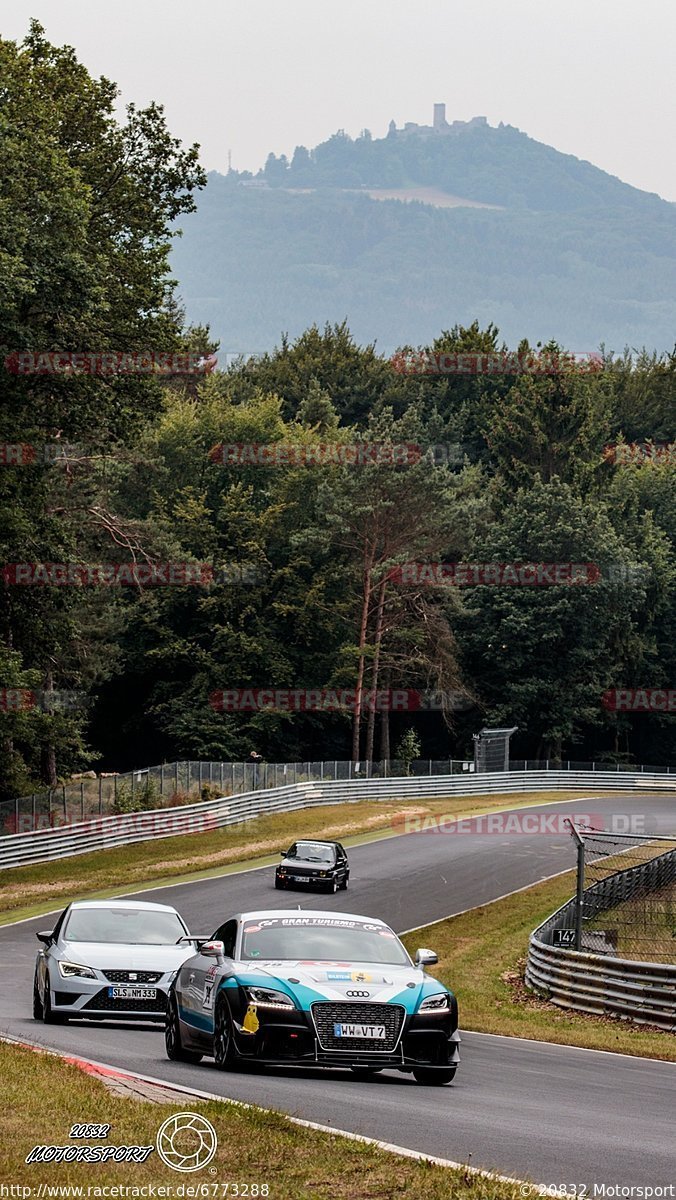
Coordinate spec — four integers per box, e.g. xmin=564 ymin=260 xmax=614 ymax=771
xmin=240 ymin=916 xmax=410 ymax=965
xmin=289 ymin=842 xmax=336 ymax=864
xmin=64 ymin=907 xmax=186 ymax=945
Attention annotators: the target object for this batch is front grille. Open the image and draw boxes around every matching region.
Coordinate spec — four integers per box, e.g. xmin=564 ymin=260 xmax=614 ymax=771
xmin=311 ymin=1002 xmax=405 ymax=1053
xmin=102 ymin=970 xmax=162 ymax=984
xmin=83 ymin=987 xmax=166 ymax=1013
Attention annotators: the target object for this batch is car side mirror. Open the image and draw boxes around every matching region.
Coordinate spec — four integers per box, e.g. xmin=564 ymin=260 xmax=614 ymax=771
xmin=415 ymin=948 xmax=438 ymax=966
xmin=36 ymin=931 xmax=53 ymax=946
xmin=280 ymin=850 xmax=286 ymax=856
xmin=201 ymin=940 xmax=225 ymax=959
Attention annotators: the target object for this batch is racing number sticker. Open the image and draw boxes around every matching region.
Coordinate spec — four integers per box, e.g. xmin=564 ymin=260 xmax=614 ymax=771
xmin=203 ymin=965 xmax=217 ymax=1009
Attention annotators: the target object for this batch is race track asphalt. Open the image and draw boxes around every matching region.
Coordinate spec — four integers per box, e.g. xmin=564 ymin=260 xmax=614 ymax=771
xmin=1 ymin=793 xmax=674 ymax=1187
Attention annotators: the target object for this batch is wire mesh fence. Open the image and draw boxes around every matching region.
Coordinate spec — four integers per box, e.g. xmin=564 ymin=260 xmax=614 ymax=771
xmin=0 ymin=757 xmax=480 ymax=835
xmin=571 ymin=826 xmax=676 ymax=964
xmin=1 ymin=756 xmax=673 ymax=838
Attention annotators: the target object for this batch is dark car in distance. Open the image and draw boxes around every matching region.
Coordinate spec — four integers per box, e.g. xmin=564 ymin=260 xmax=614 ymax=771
xmin=275 ymin=839 xmax=349 ymax=893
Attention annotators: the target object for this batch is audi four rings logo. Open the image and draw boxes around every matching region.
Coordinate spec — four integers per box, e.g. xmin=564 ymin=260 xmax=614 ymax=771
xmin=346 ymin=989 xmax=370 ymax=997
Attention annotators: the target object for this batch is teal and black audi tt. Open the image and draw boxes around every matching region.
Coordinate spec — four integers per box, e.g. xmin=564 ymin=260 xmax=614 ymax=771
xmin=165 ymin=909 xmax=460 ymax=1084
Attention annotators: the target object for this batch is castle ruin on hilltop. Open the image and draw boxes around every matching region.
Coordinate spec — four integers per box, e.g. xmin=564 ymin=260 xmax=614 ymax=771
xmin=388 ymin=103 xmax=487 ymax=138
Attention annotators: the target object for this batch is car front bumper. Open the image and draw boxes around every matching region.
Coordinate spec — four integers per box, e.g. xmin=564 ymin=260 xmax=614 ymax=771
xmin=230 ymin=1005 xmax=460 ymax=1069
xmin=50 ymin=971 xmax=171 ymax=1020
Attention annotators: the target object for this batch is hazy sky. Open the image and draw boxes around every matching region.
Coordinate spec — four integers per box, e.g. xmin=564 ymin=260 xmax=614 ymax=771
xmin=1 ymin=0 xmax=675 ymax=200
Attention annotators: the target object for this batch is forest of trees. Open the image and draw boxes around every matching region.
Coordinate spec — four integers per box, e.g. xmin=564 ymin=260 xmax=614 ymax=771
xmin=1 ymin=25 xmax=674 ymax=802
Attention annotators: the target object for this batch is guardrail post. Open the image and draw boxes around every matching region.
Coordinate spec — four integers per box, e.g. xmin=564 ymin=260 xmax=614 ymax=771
xmin=99 ymin=776 xmax=103 ymax=814
xmin=160 ymin=764 xmax=164 ymax=795
xmin=575 ymin=838 xmax=585 ymax=950
xmin=81 ymin=782 xmax=84 ymax=821
xmin=32 ymin=794 xmax=36 ymax=830
xmin=14 ymin=797 xmax=19 ymax=832
xmin=175 ymin=762 xmax=179 ymax=796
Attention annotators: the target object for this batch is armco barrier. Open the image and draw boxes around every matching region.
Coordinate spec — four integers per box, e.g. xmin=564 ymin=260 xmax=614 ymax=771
xmin=525 ymin=844 xmax=676 ymax=1030
xmin=0 ymin=769 xmax=674 ymax=871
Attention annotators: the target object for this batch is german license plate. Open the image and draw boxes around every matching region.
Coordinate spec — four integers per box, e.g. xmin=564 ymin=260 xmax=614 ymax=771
xmin=333 ymin=1023 xmax=386 ymax=1039
xmin=291 ymin=875 xmax=312 ymax=882
xmin=108 ymin=986 xmax=157 ymax=1000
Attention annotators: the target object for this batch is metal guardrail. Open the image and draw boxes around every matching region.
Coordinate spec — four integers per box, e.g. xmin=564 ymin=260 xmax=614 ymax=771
xmin=1 ymin=768 xmax=674 ymax=871
xmin=525 ymin=843 xmax=676 ymax=1030
xmin=5 ymin=756 xmax=673 ymax=835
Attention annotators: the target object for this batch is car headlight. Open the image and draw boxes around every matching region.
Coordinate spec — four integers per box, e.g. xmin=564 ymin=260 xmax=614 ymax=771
xmin=419 ymin=992 xmax=450 ymax=1012
xmin=245 ymin=986 xmax=295 ymax=1009
xmin=58 ymin=960 xmax=97 ymax=980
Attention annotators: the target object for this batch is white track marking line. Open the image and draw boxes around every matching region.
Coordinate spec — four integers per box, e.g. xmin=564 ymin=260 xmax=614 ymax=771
xmin=460 ymin=1029 xmax=675 ymax=1064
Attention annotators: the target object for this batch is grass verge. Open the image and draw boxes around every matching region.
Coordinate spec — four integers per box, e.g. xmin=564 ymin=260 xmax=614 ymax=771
xmin=401 ymin=871 xmax=676 ymax=1061
xmin=0 ymin=790 xmax=588 ymax=925
xmin=0 ymin=1039 xmax=525 ymax=1197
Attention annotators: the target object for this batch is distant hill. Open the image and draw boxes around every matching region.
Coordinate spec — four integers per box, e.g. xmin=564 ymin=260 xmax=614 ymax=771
xmin=171 ymin=109 xmax=676 ymax=356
